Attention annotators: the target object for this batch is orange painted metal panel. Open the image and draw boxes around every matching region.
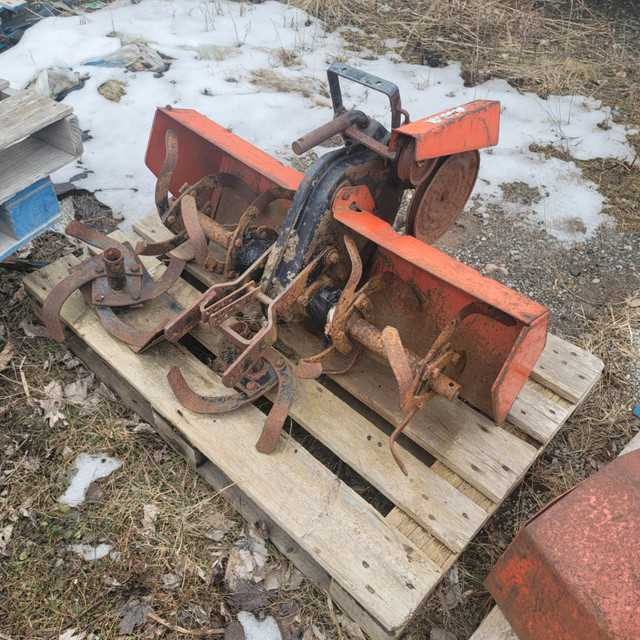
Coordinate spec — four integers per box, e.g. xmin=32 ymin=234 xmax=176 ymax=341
xmin=145 ymin=108 xmax=303 ymax=197
xmin=486 ymin=449 xmax=640 ymax=640
xmin=391 ymin=100 xmax=500 ymax=159
xmin=333 ymin=186 xmax=548 ymax=423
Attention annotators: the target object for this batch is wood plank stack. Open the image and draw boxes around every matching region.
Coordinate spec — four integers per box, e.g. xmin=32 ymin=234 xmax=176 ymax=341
xmin=0 ymin=78 xmax=83 ymax=259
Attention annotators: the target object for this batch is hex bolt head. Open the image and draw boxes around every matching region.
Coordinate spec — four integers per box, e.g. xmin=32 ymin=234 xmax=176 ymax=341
xmin=246 ymin=381 xmax=257 ymax=391
xmin=96 ymin=293 xmax=105 ymax=302
xmin=130 ymin=264 xmax=140 ymax=272
xmin=131 ymin=292 xmax=140 ymax=300
xmin=235 ymin=238 xmax=243 ymax=248
xmin=274 ymin=357 xmax=285 ymax=368
xmin=341 ymin=191 xmax=350 ymax=201
xmin=95 ymin=265 xmax=104 ymax=273
xmin=167 ymin=215 xmax=175 ymax=225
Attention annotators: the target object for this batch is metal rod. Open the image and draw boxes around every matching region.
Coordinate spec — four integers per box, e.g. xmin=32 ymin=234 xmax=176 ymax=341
xmin=292 ymin=111 xmax=369 ymax=155
xmin=348 ymin=317 xmax=459 ymax=401
xmin=197 ymin=211 xmax=233 ymax=248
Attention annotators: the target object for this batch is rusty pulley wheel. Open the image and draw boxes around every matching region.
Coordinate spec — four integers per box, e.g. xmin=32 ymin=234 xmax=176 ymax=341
xmin=405 ymin=149 xmax=480 ymax=244
xmin=396 ymin=138 xmax=437 ymax=186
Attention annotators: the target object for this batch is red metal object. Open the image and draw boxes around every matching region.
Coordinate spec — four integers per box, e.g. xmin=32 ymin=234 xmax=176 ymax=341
xmin=145 ymin=108 xmax=302 ymax=198
xmin=390 ymin=100 xmax=500 ymax=159
xmin=486 ymin=449 xmax=640 ymax=640
xmin=332 ymin=185 xmax=549 ymax=423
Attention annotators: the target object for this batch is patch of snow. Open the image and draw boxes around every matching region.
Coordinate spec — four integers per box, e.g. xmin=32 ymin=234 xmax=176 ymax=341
xmin=58 ymin=453 xmax=122 ymax=506
xmin=67 ymin=543 xmax=113 ymax=561
xmin=0 ymin=0 xmax=635 ymax=245
xmin=237 ymin=611 xmax=282 ymax=640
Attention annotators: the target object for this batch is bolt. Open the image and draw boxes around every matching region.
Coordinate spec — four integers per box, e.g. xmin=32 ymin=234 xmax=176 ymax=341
xmin=326 ymin=250 xmax=340 ymax=265
xmin=235 ymin=238 xmax=243 ymax=248
xmin=95 ymin=265 xmax=104 ymax=274
xmin=274 ymin=357 xmax=285 ymax=368
xmin=130 ymin=264 xmax=140 ymax=272
xmin=341 ymin=191 xmax=350 ymax=201
xmin=131 ymin=292 xmax=140 ymax=300
xmin=246 ymin=381 xmax=257 ymax=391
xmin=167 ymin=215 xmax=175 ymax=225
xmin=96 ymin=293 xmax=105 ymax=302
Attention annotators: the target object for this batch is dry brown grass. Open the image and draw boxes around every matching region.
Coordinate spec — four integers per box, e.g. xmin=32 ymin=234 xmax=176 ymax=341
xmin=293 ymin=0 xmax=639 ymax=101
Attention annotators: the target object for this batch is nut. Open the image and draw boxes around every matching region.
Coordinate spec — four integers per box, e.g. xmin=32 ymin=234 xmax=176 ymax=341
xmin=96 ymin=293 xmax=105 ymax=302
xmin=95 ymin=265 xmax=104 ymax=274
xmin=341 ymin=191 xmax=350 ymax=201
xmin=130 ymin=264 xmax=140 ymax=272
xmin=131 ymin=292 xmax=140 ymax=300
xmin=274 ymin=357 xmax=285 ymax=368
xmin=246 ymin=381 xmax=257 ymax=391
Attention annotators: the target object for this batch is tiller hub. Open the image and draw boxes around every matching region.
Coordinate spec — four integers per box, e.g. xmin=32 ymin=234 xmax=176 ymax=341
xmin=46 ymin=63 xmax=549 ymax=473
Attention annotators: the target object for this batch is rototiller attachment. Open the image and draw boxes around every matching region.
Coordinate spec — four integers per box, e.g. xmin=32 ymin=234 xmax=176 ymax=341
xmin=44 ymin=63 xmax=549 ymax=473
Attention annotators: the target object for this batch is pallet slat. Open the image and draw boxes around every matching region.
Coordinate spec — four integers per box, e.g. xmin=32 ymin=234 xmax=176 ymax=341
xmin=24 ymin=256 xmax=444 ymax=636
xmin=0 ymin=135 xmax=78 ymax=204
xmin=531 ymin=333 xmax=603 ymax=404
xmin=0 ymin=89 xmax=72 ymax=150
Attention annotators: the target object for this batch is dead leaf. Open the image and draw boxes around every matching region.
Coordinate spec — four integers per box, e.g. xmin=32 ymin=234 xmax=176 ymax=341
xmin=225 ymin=533 xmax=268 ymax=591
xmin=20 ymin=319 xmax=50 ymax=338
xmin=336 ymin=614 xmax=365 ymax=640
xmin=200 ymin=511 xmax=233 ymax=542
xmin=141 ymin=504 xmax=159 ymax=536
xmin=0 ymin=343 xmax=13 ymax=372
xmin=64 ymin=375 xmax=94 ymax=406
xmin=161 ymin=573 xmax=181 ymax=591
xmin=228 ymin=580 xmax=273 ymax=611
xmin=191 ymin=603 xmax=209 ymax=625
xmin=118 ymin=597 xmax=152 ymax=635
xmin=22 ymin=456 xmax=40 ymax=472
xmin=19 ymin=496 xmax=34 ymax=519
xmin=225 ymin=621 xmax=246 ymax=640
xmin=264 ymin=561 xmax=304 ymax=592
xmin=430 ymin=627 xmax=458 ymax=640
xmin=133 ymin=423 xmax=155 ymax=434
xmin=38 ymin=380 xmax=67 ymax=427
xmin=86 ymin=482 xmax=103 ymax=504
xmin=0 ymin=524 xmax=13 ymax=555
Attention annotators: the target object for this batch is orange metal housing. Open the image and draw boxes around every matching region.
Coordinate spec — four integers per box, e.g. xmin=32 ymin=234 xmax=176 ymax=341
xmin=333 ymin=186 xmax=549 ymax=424
xmin=145 ymin=108 xmax=303 ymax=198
xmin=391 ymin=100 xmax=500 ymax=159
xmin=486 ymin=449 xmax=640 ymax=640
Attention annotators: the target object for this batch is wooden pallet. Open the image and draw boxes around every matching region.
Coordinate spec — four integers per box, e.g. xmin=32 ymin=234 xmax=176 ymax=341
xmin=0 ymin=79 xmax=83 ymax=259
xmin=469 ymin=431 xmax=640 ymax=640
xmin=24 ymin=221 xmax=603 ymax=640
